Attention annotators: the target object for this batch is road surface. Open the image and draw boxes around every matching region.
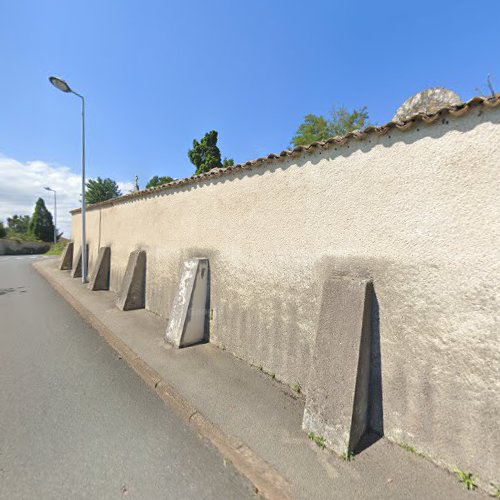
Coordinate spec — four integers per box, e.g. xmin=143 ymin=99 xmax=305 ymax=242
xmin=0 ymin=255 xmax=255 ymax=499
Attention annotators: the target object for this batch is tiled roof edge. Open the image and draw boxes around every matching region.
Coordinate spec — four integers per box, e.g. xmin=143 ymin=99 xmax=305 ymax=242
xmin=71 ymin=95 xmax=500 ymax=214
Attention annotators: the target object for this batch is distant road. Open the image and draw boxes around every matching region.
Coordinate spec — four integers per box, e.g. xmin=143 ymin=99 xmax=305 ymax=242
xmin=0 ymin=256 xmax=254 ymax=499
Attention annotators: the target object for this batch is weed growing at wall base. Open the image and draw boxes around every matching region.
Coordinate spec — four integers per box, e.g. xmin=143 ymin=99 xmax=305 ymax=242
xmin=307 ymin=432 xmax=326 ymax=449
xmin=454 ymin=469 xmax=477 ymax=490
xmin=249 ymin=361 xmax=277 ymax=381
xmin=342 ymin=451 xmax=355 ymax=462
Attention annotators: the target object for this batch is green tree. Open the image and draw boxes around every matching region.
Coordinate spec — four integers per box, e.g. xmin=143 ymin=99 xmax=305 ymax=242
xmin=146 ymin=175 xmax=174 ymax=189
xmin=329 ymin=106 xmax=370 ymax=137
xmin=291 ymin=114 xmax=332 ymax=147
xmin=29 ymin=198 xmax=54 ymax=242
xmin=188 ymin=130 xmax=222 ymax=175
xmin=0 ymin=221 xmax=6 ymax=238
xmin=188 ymin=130 xmax=234 ymax=175
xmin=85 ymin=177 xmax=122 ymax=204
xmin=291 ymin=105 xmax=370 ymax=147
xmin=7 ymin=214 xmax=30 ymax=234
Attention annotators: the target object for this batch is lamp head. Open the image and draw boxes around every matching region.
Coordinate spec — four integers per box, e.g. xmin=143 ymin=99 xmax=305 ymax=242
xmin=49 ymin=76 xmax=72 ymax=93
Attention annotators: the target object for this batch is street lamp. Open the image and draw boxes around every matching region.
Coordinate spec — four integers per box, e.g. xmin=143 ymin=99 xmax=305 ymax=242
xmin=49 ymin=76 xmax=87 ymax=283
xmin=43 ymin=187 xmax=57 ymax=244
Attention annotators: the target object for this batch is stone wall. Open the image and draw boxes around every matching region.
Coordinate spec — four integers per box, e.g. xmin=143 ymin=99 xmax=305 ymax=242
xmin=71 ymin=105 xmax=500 ymax=484
xmin=0 ymin=239 xmax=49 ymax=255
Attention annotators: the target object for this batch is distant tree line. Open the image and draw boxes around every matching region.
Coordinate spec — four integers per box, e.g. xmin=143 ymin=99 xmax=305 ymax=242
xmin=1 ymin=198 xmax=60 ymax=242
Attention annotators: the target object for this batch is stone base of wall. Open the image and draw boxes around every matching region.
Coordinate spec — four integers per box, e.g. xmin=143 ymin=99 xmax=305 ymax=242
xmin=0 ymin=239 xmax=50 ymax=255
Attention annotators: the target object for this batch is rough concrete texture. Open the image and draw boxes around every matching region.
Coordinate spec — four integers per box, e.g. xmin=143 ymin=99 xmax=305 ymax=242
xmin=71 ymin=107 xmax=500 ymax=483
xmin=59 ymin=241 xmax=73 ymax=270
xmin=116 ymin=250 xmax=146 ymax=311
xmin=88 ymin=246 xmax=111 ymax=291
xmin=303 ymin=278 xmax=374 ymax=455
xmin=71 ymin=244 xmax=88 ymax=278
xmin=0 ymin=238 xmax=49 ymax=255
xmin=166 ymin=258 xmax=210 ymax=347
xmin=34 ymin=257 xmax=493 ymax=499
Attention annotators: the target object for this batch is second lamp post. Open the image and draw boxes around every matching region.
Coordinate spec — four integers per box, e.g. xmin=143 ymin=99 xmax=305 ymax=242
xmin=43 ymin=186 xmax=57 ymax=244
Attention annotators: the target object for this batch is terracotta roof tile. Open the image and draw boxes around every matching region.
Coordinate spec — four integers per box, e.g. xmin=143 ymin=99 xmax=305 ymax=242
xmin=71 ymin=95 xmax=500 ymax=214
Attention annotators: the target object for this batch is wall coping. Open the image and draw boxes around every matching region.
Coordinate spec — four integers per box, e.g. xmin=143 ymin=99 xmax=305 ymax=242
xmin=71 ymin=95 xmax=500 ymax=215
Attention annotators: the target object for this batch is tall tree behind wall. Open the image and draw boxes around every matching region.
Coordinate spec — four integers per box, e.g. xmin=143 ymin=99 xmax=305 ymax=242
xmin=291 ymin=105 xmax=370 ymax=147
xmin=29 ymin=198 xmax=54 ymax=242
xmin=146 ymin=175 xmax=174 ymax=189
xmin=188 ymin=130 xmax=234 ymax=175
xmin=86 ymin=177 xmax=122 ymax=204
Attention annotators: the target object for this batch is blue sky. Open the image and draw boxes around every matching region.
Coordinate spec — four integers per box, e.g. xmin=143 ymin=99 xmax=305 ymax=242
xmin=1 ymin=0 xmax=499 ymax=235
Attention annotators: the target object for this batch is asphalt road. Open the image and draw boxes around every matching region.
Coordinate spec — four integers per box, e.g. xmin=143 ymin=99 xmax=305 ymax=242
xmin=0 ymin=255 xmax=255 ymax=500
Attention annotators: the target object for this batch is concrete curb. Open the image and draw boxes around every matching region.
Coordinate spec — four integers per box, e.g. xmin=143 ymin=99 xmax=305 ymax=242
xmin=33 ymin=260 xmax=293 ymax=500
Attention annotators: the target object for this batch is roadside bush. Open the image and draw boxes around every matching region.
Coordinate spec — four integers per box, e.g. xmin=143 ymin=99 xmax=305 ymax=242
xmin=5 ymin=231 xmax=41 ymax=243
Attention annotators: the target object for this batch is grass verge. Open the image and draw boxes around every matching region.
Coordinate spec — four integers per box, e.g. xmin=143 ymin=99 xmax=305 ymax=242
xmin=45 ymin=242 xmax=66 ymax=256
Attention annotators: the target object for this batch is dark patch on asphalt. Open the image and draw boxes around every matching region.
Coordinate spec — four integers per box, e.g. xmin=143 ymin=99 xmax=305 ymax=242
xmin=0 ymin=287 xmax=28 ymax=296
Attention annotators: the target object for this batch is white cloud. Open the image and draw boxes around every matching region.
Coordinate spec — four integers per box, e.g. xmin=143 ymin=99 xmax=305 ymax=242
xmin=0 ymin=155 xmax=130 ymax=239
xmin=117 ymin=181 xmax=135 ymax=194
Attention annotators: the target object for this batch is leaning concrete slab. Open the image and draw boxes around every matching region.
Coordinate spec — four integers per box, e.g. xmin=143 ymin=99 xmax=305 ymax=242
xmin=116 ymin=250 xmax=146 ymax=311
xmin=88 ymin=246 xmax=111 ymax=291
xmin=59 ymin=242 xmax=74 ymax=270
xmin=71 ymin=245 xmax=88 ymax=278
xmin=166 ymin=258 xmax=210 ymax=348
xmin=303 ymin=278 xmax=374 ymax=455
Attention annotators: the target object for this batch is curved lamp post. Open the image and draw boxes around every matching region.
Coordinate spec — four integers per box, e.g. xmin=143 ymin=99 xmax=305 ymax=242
xmin=43 ymin=186 xmax=57 ymax=244
xmin=49 ymin=76 xmax=87 ymax=283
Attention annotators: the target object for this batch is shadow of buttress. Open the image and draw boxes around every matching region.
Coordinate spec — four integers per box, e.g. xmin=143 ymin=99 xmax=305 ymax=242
xmin=353 ymin=283 xmax=384 ymax=454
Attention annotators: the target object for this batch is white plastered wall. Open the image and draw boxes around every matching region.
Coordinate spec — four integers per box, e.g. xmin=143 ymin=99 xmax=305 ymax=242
xmin=72 ymin=106 xmax=500 ymax=483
